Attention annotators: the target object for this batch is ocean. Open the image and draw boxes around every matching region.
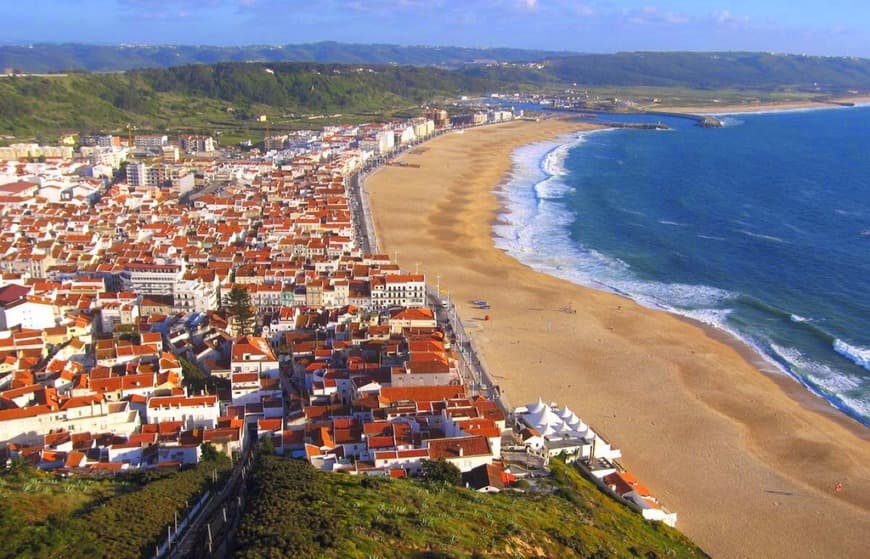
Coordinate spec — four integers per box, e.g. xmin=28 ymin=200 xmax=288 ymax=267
xmin=493 ymin=105 xmax=870 ymax=427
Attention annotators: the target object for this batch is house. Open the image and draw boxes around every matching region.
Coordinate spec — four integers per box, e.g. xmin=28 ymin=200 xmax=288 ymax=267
xmin=462 ymin=462 xmax=513 ymax=493
xmin=0 ymin=284 xmax=32 ymax=330
xmin=604 ymin=471 xmax=678 ymax=527
xmin=231 ymin=336 xmax=279 ymax=378
xmin=388 ymin=307 xmax=436 ymax=334
xmin=425 ymin=435 xmax=493 ymax=473
xmin=146 ymin=395 xmax=220 ymax=429
xmin=0 ymin=396 xmax=141 ymax=446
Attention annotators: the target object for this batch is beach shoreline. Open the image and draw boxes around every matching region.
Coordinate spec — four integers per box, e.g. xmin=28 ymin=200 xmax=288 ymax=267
xmin=365 ymin=117 xmax=870 ymax=558
xmin=677 ymin=313 xmax=870 ymax=441
xmin=490 ymin=116 xmax=870 ymax=434
xmin=655 ymin=94 xmax=870 ymax=115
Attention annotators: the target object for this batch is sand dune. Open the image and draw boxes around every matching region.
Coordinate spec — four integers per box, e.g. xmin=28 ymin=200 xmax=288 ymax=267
xmin=365 ymin=118 xmax=870 ymax=559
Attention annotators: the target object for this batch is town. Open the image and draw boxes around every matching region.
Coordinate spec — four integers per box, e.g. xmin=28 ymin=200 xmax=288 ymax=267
xmin=0 ymin=104 xmax=674 ymax=533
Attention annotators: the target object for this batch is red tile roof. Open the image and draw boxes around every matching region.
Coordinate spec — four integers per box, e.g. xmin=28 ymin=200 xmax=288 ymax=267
xmin=426 ymin=436 xmax=491 ymax=459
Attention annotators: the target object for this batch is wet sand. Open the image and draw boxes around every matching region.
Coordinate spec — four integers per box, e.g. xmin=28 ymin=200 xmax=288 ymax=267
xmin=365 ymin=118 xmax=870 ymax=558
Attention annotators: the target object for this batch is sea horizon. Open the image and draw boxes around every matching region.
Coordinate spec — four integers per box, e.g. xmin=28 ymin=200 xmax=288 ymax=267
xmin=494 ymin=105 xmax=870 ymax=427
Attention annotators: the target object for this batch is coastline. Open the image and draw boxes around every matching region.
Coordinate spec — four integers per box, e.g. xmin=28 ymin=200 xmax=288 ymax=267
xmin=365 ymin=117 xmax=870 ymax=558
xmin=680 ymin=313 xmax=870 ymax=441
xmin=655 ymin=94 xmax=870 ymax=115
xmin=492 ymin=118 xmax=870 ymax=431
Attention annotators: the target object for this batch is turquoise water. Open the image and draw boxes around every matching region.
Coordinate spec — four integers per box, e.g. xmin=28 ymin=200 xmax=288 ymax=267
xmin=494 ymin=106 xmax=870 ymax=426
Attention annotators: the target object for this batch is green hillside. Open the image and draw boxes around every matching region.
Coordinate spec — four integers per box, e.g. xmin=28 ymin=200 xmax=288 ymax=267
xmin=0 ymin=63 xmax=500 ymax=140
xmin=235 ymin=454 xmax=708 ymax=559
xmin=539 ymin=51 xmax=870 ymax=90
xmin=3 ymin=51 xmax=869 ymax=142
xmin=0 ymin=455 xmax=232 ymax=559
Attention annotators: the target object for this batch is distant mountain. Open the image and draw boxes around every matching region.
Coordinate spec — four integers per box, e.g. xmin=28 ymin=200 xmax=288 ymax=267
xmin=537 ymin=51 xmax=870 ymax=89
xmin=3 ymin=52 xmax=870 ymax=139
xmin=4 ymin=43 xmax=868 ymax=93
xmin=0 ymin=42 xmax=576 ymax=73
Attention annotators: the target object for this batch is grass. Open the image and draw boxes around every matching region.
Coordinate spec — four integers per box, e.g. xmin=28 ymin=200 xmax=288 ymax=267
xmin=0 ymin=469 xmax=130 ymax=523
xmin=0 ymin=67 xmax=834 ymax=145
xmin=235 ymin=454 xmax=709 ymax=559
xmin=0 ymin=455 xmax=233 ymax=559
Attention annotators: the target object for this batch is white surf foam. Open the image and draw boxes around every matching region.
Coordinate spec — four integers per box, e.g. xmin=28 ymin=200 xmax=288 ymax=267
xmin=834 ymin=339 xmax=870 ymax=372
xmin=494 ymin=127 xmax=869 ymax=426
xmin=769 ymin=343 xmax=868 ymax=421
xmin=494 ymin=130 xmax=736 ymax=321
xmin=738 ymin=229 xmax=786 ymax=243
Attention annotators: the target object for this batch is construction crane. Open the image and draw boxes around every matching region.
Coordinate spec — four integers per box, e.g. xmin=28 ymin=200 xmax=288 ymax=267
xmin=126 ymin=123 xmax=136 ymax=150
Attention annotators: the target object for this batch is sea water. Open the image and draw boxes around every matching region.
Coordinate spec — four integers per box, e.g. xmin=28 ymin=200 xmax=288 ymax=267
xmin=493 ymin=105 xmax=870 ymax=426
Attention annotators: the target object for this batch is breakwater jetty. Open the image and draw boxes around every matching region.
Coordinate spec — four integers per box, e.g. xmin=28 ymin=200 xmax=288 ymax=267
xmin=597 ymin=121 xmax=670 ymax=130
xmin=543 ymin=106 xmax=723 ymax=128
xmin=643 ymin=110 xmax=723 ymax=127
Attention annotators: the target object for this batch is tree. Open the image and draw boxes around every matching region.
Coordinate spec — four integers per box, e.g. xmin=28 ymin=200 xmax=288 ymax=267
xmin=222 ymin=284 xmax=256 ymax=336
xmin=178 ymin=356 xmax=206 ymax=393
xmin=200 ymin=442 xmax=221 ymax=462
xmin=420 ymin=459 xmax=461 ymax=486
xmin=259 ymin=435 xmax=275 ymax=456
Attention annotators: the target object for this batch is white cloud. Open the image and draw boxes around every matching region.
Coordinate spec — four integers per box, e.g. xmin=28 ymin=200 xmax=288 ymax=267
xmin=620 ymin=6 xmax=690 ymax=26
xmin=713 ymin=9 xmax=750 ymax=26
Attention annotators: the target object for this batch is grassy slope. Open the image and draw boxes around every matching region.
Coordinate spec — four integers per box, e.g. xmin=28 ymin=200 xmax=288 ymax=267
xmin=235 ymin=455 xmax=707 ymax=559
xmin=0 ymin=457 xmax=232 ymax=559
xmin=540 ymin=52 xmax=870 ymax=90
xmin=0 ymin=63 xmax=495 ymax=142
xmin=3 ymin=53 xmax=867 ymax=143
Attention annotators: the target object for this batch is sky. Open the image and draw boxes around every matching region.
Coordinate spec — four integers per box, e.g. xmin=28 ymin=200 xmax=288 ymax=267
xmin=2 ymin=0 xmax=869 ymax=58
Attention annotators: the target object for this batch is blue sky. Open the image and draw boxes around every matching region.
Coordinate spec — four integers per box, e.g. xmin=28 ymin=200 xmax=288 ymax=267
xmin=3 ymin=0 xmax=869 ymax=57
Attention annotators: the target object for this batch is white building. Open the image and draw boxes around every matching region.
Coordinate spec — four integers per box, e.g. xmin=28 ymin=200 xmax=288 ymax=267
xmin=604 ymin=471 xmax=678 ymax=527
xmin=146 ymin=395 xmax=220 ymax=429
xmin=425 ymin=435 xmax=494 ymax=473
xmin=126 ymin=162 xmax=163 ymax=189
xmin=134 ymin=135 xmax=168 ymax=150
xmin=231 ymin=336 xmax=280 ymax=379
xmin=179 ymin=135 xmax=215 ymax=153
xmin=0 ymin=398 xmax=140 ymax=446
xmin=120 ymin=263 xmax=181 ymax=297
xmin=174 ymin=273 xmax=219 ymax=314
xmin=514 ymin=398 xmax=622 ymax=462
xmin=0 ymin=297 xmax=57 ymax=330
xmin=370 ymin=274 xmax=426 ymax=309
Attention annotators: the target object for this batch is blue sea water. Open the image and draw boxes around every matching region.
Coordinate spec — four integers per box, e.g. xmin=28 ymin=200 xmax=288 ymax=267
xmin=493 ymin=105 xmax=870 ymax=426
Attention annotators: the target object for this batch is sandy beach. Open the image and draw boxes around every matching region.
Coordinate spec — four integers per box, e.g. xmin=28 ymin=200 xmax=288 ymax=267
xmin=657 ymin=94 xmax=870 ymax=115
xmin=365 ymin=118 xmax=870 ymax=558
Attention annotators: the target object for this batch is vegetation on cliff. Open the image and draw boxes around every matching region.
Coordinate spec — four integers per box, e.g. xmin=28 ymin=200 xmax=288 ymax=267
xmin=234 ymin=454 xmax=708 ymax=559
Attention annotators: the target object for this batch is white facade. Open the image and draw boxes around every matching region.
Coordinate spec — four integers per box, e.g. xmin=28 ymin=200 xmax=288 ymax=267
xmin=126 ymin=162 xmax=163 ymax=189
xmin=0 ymin=299 xmax=56 ymax=330
xmin=0 ymin=400 xmax=141 ymax=446
xmin=147 ymin=395 xmax=220 ymax=430
xmin=121 ymin=263 xmax=181 ymax=297
xmin=370 ymin=274 xmax=426 ymax=309
xmin=174 ymin=277 xmax=217 ymax=314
